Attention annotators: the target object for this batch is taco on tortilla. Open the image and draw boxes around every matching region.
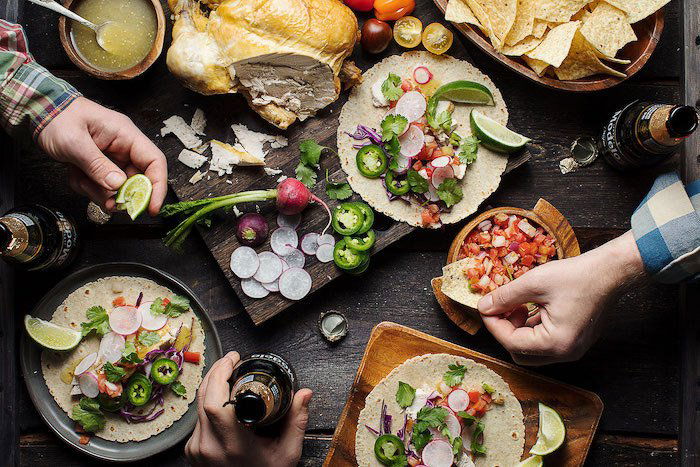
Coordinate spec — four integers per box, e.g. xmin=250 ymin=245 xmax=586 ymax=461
xmin=337 ymin=51 xmax=509 ymax=229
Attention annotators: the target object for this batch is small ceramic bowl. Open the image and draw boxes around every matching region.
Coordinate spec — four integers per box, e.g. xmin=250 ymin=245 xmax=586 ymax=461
xmin=58 ymin=0 xmax=166 ymax=80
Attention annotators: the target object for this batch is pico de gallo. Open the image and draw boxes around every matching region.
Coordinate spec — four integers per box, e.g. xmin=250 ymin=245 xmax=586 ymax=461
xmin=458 ymin=213 xmax=558 ymax=294
xmin=347 ymin=68 xmax=488 ymax=228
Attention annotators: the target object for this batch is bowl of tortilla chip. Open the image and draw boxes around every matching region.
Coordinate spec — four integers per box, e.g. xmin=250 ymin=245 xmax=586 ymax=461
xmin=436 ymin=0 xmax=665 ymax=91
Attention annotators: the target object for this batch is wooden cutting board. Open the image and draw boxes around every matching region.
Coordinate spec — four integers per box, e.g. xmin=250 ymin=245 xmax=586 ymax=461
xmin=324 ymin=322 xmax=603 ymax=466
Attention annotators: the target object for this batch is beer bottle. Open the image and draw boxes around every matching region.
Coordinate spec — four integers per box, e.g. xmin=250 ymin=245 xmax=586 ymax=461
xmin=228 ymin=353 xmax=297 ymax=427
xmin=0 ymin=205 xmax=80 ymax=271
xmin=600 ymin=101 xmax=698 ymax=170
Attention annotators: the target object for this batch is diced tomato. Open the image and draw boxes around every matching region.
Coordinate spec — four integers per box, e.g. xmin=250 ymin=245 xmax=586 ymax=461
xmin=184 ymin=351 xmax=201 ymax=364
xmin=412 ymin=122 xmax=425 ymax=131
xmin=488 ymin=248 xmax=498 ymax=260
xmin=471 ymin=398 xmax=487 ymax=412
xmin=112 ymin=296 xmax=126 ymax=307
xmin=468 ymin=391 xmax=481 ymax=403
xmin=477 ymin=232 xmax=491 ymax=244
xmin=400 ymin=79 xmax=413 ymax=92
xmin=534 ymin=233 xmax=546 ymax=244
xmin=481 ymin=393 xmax=492 ymax=404
xmin=498 ymin=247 xmax=509 ymax=258
xmin=412 ymin=161 xmax=423 ymax=171
xmin=513 ymin=269 xmax=526 ymax=278
xmin=79 ymin=435 xmax=91 ymax=445
xmin=493 ymin=213 xmax=509 ymax=226
xmin=424 ymin=166 xmax=434 ymax=178
xmin=521 ymin=255 xmax=535 ymax=266
xmin=98 ymin=373 xmax=123 ymax=397
xmin=467 ymin=268 xmax=480 ymax=279
xmin=468 ymin=243 xmax=480 ymax=254
xmin=162 ymin=298 xmax=171 ymax=306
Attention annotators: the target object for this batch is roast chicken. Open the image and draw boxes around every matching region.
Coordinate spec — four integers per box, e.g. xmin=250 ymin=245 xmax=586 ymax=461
xmin=166 ymin=0 xmax=362 ymax=129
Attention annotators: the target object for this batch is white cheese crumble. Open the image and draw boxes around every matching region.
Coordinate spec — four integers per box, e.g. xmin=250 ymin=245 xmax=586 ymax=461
xmin=190 ymin=108 xmax=207 ymax=136
xmin=371 ymin=76 xmax=389 ymax=107
xmin=177 ymin=149 xmax=208 ymax=169
xmin=161 ymin=115 xmax=203 ymax=149
xmin=264 ymin=167 xmax=283 ymax=176
xmin=189 ymin=170 xmax=205 ymax=184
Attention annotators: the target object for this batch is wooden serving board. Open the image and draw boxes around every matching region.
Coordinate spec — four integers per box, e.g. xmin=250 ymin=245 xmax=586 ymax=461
xmin=324 ymin=322 xmax=603 ymax=466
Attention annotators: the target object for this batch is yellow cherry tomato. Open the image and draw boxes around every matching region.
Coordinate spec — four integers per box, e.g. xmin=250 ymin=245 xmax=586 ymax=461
xmin=422 ymin=23 xmax=453 ymax=55
xmin=393 ymin=16 xmax=423 ymax=49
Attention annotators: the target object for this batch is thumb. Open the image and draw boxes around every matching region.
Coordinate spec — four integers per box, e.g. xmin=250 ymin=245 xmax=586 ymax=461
xmin=279 ymin=388 xmax=312 ymax=452
xmin=478 ymin=271 xmax=543 ymax=316
xmin=72 ymin=134 xmax=126 ymax=191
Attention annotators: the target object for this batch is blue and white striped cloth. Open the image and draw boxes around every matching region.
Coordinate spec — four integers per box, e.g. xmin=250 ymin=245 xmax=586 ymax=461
xmin=631 ymin=172 xmax=700 ymax=284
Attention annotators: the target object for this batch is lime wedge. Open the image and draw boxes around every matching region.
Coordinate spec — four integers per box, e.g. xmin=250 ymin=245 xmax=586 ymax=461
xmin=25 ymin=315 xmax=82 ymax=351
xmin=530 ymin=403 xmax=566 ymax=456
xmin=470 ymin=110 xmax=531 ymax=153
xmin=115 ymin=174 xmax=152 ymax=220
xmin=517 ymin=455 xmax=544 ymax=467
xmin=432 ymin=80 xmax=495 ymax=105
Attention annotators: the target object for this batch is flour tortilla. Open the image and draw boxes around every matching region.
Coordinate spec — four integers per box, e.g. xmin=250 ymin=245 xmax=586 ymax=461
xmin=355 ymin=354 xmax=525 ymax=466
xmin=337 ymin=52 xmax=509 ymax=228
xmin=41 ymin=276 xmax=206 ymax=442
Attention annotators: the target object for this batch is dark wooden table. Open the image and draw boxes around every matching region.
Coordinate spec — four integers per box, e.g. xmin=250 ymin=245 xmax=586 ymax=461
xmin=2 ymin=0 xmax=693 ymax=464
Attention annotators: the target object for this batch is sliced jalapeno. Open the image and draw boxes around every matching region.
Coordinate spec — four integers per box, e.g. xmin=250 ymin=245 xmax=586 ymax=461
xmin=151 ymin=358 xmax=180 ymax=385
xmin=332 ymin=203 xmax=364 ymax=236
xmin=352 ymin=201 xmax=375 ymax=234
xmin=126 ymin=373 xmax=152 ymax=407
xmin=97 ymin=393 xmax=124 ymax=413
xmin=374 ymin=434 xmax=405 ymax=465
xmin=385 ymin=171 xmax=410 ymax=195
xmin=333 ymin=238 xmax=368 ymax=270
xmin=356 ymin=144 xmax=388 ymax=178
xmin=345 ymin=229 xmax=376 ymax=252
xmin=347 ymin=255 xmax=371 ymax=276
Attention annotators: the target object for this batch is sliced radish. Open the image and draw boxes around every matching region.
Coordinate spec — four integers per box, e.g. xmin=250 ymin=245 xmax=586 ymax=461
xmin=444 ymin=410 xmax=462 ymax=439
xmin=447 ymin=389 xmax=469 ymax=412
xmin=316 ymin=243 xmax=334 ymax=263
xmin=279 ymin=268 xmax=312 ymax=301
xmin=431 ymin=165 xmax=454 ymax=189
xmin=301 ymin=233 xmax=320 ymax=255
xmin=241 ymin=278 xmax=270 ymax=299
xmin=262 ymin=280 xmax=280 ymax=292
xmin=395 ymin=90 xmax=427 ymax=122
xmin=427 ymin=182 xmax=441 ymax=202
xmin=253 ymin=251 xmax=283 ymax=283
xmin=230 ymin=246 xmax=259 ymax=279
xmin=78 ymin=372 xmax=100 ymax=398
xmin=138 ymin=301 xmax=168 ymax=331
xmin=317 ymin=234 xmax=336 ymax=246
xmin=413 ymin=66 xmax=433 ymax=84
xmin=98 ymin=332 xmax=126 ymax=363
xmin=74 ymin=352 xmax=98 ymax=376
xmin=430 ymin=155 xmax=452 ymax=168
xmin=399 ymin=125 xmax=425 ymax=157
xmin=461 ymin=425 xmax=475 ymax=452
xmin=277 ymin=213 xmax=301 ymax=229
xmin=421 ymin=439 xmax=454 ymax=467
xmin=281 ymin=259 xmax=290 ymax=272
xmin=109 ymin=306 xmax=142 ymax=336
xmin=271 ymin=227 xmax=299 ymax=256
xmin=283 ymin=249 xmax=305 ymax=269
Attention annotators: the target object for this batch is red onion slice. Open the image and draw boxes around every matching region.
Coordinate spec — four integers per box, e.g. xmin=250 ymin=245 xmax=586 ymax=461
xmin=253 ymin=251 xmax=283 ymax=283
xmin=109 ymin=306 xmax=142 ymax=336
xmin=98 ymin=332 xmax=126 ymax=363
xmin=230 ymin=246 xmax=259 ymax=279
xmin=74 ymin=352 xmax=98 ymax=376
xmin=241 ymin=278 xmax=270 ymax=299
xmin=271 ymin=227 xmax=299 ymax=256
xmin=278 ymin=268 xmax=312 ymax=301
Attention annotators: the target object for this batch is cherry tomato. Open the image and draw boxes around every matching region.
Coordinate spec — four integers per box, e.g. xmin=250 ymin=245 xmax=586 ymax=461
xmin=374 ymin=0 xmax=415 ymax=21
xmin=361 ymin=19 xmax=392 ymax=54
xmin=422 ymin=23 xmax=453 ymax=55
xmin=393 ymin=16 xmax=422 ymax=48
xmin=343 ymin=0 xmax=374 ymax=11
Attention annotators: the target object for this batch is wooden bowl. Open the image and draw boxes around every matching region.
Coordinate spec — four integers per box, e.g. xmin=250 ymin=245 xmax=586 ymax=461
xmin=58 ymin=0 xmax=165 ymax=80
xmin=433 ymin=0 xmax=664 ymax=92
xmin=432 ymin=198 xmax=580 ymax=334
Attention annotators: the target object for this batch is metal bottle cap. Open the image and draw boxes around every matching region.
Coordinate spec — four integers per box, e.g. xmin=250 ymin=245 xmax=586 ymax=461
xmin=570 ymin=136 xmax=599 ymax=166
xmin=318 ymin=310 xmax=348 ymax=343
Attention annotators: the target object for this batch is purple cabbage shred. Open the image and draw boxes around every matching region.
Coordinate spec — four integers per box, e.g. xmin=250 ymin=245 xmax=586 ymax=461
xmin=365 ymin=424 xmax=380 ymax=436
xmin=135 ymin=292 xmax=143 ymax=308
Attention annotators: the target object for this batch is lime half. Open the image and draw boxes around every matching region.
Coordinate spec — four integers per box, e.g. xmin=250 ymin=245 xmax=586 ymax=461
xmin=530 ymin=403 xmax=566 ymax=456
xmin=115 ymin=174 xmax=152 ymax=220
xmin=517 ymin=455 xmax=544 ymax=467
xmin=470 ymin=110 xmax=531 ymax=153
xmin=433 ymin=81 xmax=495 ymax=105
xmin=25 ymin=315 xmax=82 ymax=351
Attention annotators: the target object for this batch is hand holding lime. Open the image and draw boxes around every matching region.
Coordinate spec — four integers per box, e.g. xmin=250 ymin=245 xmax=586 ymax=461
xmin=115 ymin=174 xmax=152 ymax=220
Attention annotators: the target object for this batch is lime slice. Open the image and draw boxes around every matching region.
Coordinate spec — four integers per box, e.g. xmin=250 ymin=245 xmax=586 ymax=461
xmin=432 ymin=80 xmax=495 ymax=105
xmin=530 ymin=403 xmax=566 ymax=456
xmin=470 ymin=110 xmax=531 ymax=153
xmin=115 ymin=174 xmax=152 ymax=220
xmin=24 ymin=315 xmax=82 ymax=351
xmin=517 ymin=455 xmax=544 ymax=467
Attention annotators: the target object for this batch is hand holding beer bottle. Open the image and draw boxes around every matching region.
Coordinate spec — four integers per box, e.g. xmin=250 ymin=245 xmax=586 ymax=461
xmin=185 ymin=352 xmax=313 ymax=467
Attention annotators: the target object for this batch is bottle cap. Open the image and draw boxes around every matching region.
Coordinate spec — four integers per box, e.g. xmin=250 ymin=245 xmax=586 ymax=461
xmin=318 ymin=310 xmax=348 ymax=343
xmin=570 ymin=136 xmax=599 ymax=166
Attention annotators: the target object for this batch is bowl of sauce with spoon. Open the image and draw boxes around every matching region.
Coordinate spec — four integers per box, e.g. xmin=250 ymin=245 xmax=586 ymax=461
xmin=59 ymin=0 xmax=165 ymax=79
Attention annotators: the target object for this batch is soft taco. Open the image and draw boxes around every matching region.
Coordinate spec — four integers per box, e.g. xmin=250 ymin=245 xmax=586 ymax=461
xmin=355 ymin=353 xmax=525 ymax=466
xmin=41 ymin=276 xmax=206 ymax=442
xmin=337 ymin=51 xmax=509 ymax=228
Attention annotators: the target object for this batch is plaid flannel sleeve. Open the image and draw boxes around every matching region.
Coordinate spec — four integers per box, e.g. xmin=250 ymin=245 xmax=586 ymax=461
xmin=631 ymin=172 xmax=700 ymax=284
xmin=0 ymin=19 xmax=81 ymax=141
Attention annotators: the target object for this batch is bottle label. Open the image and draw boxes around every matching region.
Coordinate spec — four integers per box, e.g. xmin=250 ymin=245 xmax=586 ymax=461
xmin=250 ymin=353 xmax=296 ymax=387
xmin=53 ymin=210 xmax=77 ymax=268
xmin=601 ymin=106 xmax=627 ymax=167
xmin=637 ymin=104 xmax=681 ymax=152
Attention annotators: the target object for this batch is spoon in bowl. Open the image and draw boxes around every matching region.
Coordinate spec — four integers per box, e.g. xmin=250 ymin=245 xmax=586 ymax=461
xmin=27 ymin=0 xmax=115 ymax=52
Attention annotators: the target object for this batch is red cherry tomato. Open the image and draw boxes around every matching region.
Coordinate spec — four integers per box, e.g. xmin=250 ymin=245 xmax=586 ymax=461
xmin=344 ymin=0 xmax=374 ymax=11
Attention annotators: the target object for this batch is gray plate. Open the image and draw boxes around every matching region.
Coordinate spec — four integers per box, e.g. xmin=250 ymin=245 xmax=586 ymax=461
xmin=19 ymin=263 xmax=223 ymax=462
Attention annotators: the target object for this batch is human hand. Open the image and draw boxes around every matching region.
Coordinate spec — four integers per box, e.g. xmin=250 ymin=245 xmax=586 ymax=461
xmin=37 ymin=97 xmax=167 ymax=216
xmin=477 ymin=231 xmax=646 ymax=366
xmin=185 ymin=351 xmax=313 ymax=467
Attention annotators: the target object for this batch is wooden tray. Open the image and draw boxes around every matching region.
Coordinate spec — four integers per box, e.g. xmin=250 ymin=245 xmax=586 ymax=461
xmin=433 ymin=198 xmax=580 ymax=334
xmin=324 ymin=322 xmax=603 ymax=466
xmin=433 ymin=0 xmax=664 ymax=92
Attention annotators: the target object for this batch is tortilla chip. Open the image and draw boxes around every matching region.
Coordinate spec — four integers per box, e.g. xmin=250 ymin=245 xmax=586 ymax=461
xmin=554 ymin=30 xmax=627 ymax=80
xmin=468 ymin=0 xmax=518 ymax=50
xmin=571 ymin=7 xmax=591 ymax=21
xmin=605 ymin=0 xmax=670 ymax=23
xmin=532 ymin=18 xmax=549 ymax=38
xmin=525 ymin=21 xmax=580 ymax=67
xmin=445 ymin=0 xmax=483 ymax=27
xmin=505 ymin=0 xmax=538 ymax=45
xmin=523 ymin=56 xmax=550 ymax=76
xmin=440 ymin=258 xmax=482 ymax=308
xmin=535 ymin=0 xmax=589 ymax=22
xmin=466 ymin=0 xmax=500 ymax=48
xmin=580 ymin=2 xmax=637 ymax=57
xmin=596 ymin=53 xmax=631 ymax=64
xmin=501 ymin=36 xmax=543 ymax=55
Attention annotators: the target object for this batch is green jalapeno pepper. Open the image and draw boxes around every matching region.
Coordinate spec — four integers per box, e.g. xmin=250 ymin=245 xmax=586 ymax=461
xmin=385 ymin=171 xmax=410 ymax=195
xmin=332 ymin=203 xmax=365 ymax=236
xmin=333 ymin=238 xmax=368 ymax=270
xmin=344 ymin=229 xmax=376 ymax=252
xmin=356 ymin=145 xmax=388 ymax=178
xmin=151 ymin=358 xmax=180 ymax=385
xmin=351 ymin=202 xmax=375 ymax=234
xmin=347 ymin=255 xmax=371 ymax=276
xmin=126 ymin=373 xmax=152 ymax=407
xmin=374 ymin=434 xmax=405 ymax=465
xmin=97 ymin=393 xmax=124 ymax=412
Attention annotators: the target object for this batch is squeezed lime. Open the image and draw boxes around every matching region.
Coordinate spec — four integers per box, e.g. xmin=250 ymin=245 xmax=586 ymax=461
xmin=115 ymin=174 xmax=152 ymax=220
xmin=530 ymin=403 xmax=566 ymax=456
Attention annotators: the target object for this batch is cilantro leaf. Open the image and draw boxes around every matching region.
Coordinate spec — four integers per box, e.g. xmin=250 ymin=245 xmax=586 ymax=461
xmin=458 ymin=136 xmax=480 ymax=165
xmin=411 ymin=428 xmax=432 ymax=454
xmin=299 ymin=139 xmax=328 ymax=168
xmin=385 ymin=135 xmax=401 ymax=158
xmin=151 ymin=295 xmax=190 ymax=318
xmin=380 ymin=114 xmax=408 ymax=142
xmin=325 ymin=170 xmax=353 ymax=200
xmin=436 ymin=111 xmax=452 ymax=132
xmin=295 ymin=163 xmax=317 ymax=188
xmin=437 ymin=179 xmax=464 ymax=208
xmin=443 ymin=363 xmax=467 ymax=386
xmin=138 ymin=331 xmax=160 ymax=347
xmin=121 ymin=341 xmax=143 ymax=364
xmin=452 ymin=435 xmax=463 ymax=455
xmin=471 ymin=421 xmax=488 ymax=455
xmin=381 ymin=73 xmax=404 ymax=102
xmin=103 ymin=362 xmax=126 ymax=383
xmin=395 ymin=381 xmax=416 ymax=408
xmin=456 ymin=411 xmax=478 ymax=426
xmin=72 ymin=397 xmax=105 ymax=433
xmin=171 ymin=381 xmax=187 ymax=397
xmin=80 ymin=306 xmax=110 ymax=338
xmin=411 ymin=407 xmax=448 ymax=453
xmin=407 ymin=170 xmax=428 ymax=194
